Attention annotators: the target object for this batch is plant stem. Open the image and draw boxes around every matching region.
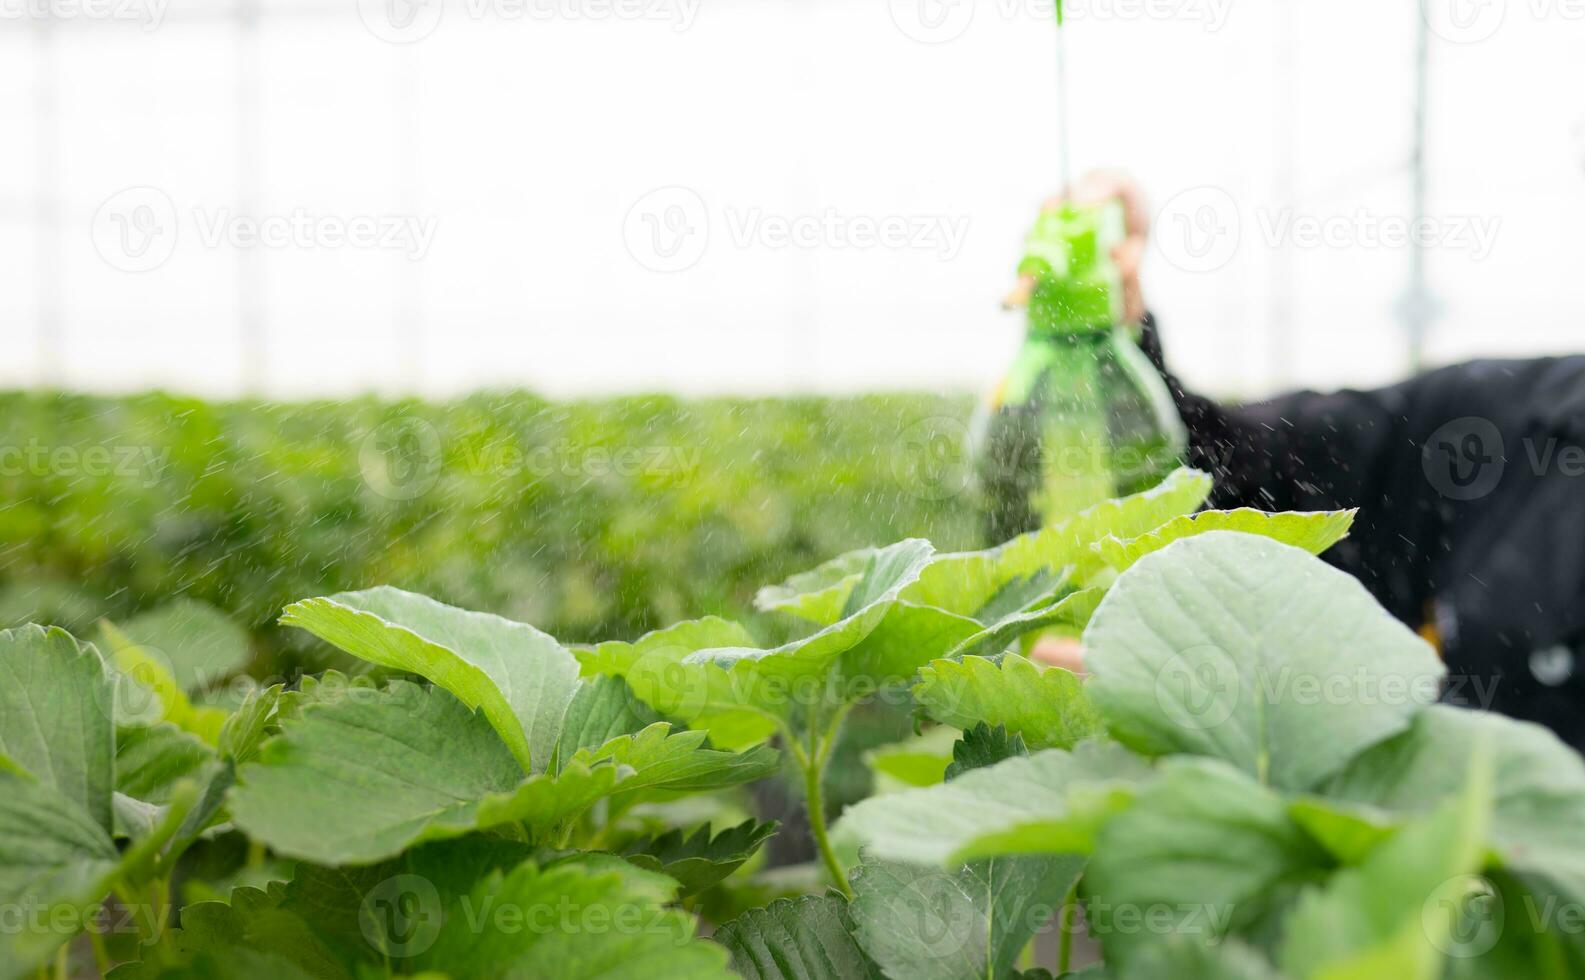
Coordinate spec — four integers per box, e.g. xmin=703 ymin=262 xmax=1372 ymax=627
xmin=802 ymin=746 xmax=850 ymax=899
xmin=1057 ymin=878 xmax=1080 ymax=974
xmin=88 ymin=927 xmax=112 ymax=977
xmin=783 ymin=703 xmax=856 ymax=900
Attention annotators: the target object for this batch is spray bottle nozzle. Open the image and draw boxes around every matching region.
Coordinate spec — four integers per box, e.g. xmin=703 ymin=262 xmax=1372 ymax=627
xmin=1017 ymin=201 xmax=1127 ymax=335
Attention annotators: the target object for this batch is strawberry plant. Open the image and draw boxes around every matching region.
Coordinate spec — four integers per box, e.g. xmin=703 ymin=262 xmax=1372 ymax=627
xmin=3 ymin=468 xmax=1583 ymax=979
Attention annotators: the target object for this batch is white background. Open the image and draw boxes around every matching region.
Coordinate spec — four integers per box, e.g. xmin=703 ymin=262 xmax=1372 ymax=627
xmin=1 ymin=0 xmax=1582 ymax=401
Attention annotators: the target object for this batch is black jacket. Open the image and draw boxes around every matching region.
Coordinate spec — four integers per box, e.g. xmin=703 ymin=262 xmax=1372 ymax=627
xmin=1142 ymin=317 xmax=1585 ymax=751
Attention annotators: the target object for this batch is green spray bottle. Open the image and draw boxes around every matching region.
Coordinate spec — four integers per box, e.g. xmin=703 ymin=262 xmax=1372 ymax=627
xmin=974 ymin=201 xmax=1188 ymax=542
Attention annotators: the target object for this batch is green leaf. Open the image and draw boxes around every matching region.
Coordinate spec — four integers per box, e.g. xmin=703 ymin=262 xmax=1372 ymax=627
xmin=1092 ymin=509 xmax=1356 ymax=573
xmin=1085 ymin=757 xmax=1330 ymax=966
xmin=904 ymin=468 xmax=1212 ymax=617
xmin=474 ymin=758 xmax=630 ymax=841
xmin=580 ymin=617 xmax=773 ymax=749
xmin=114 ymin=840 xmax=715 ymax=980
xmin=1120 ymin=938 xmax=1284 ymax=979
xmin=1085 ymin=532 xmax=1444 ymax=791
xmin=100 ymin=619 xmax=227 ymax=744
xmin=111 ymin=949 xmax=319 ymax=980
xmin=229 ymin=679 xmax=526 ymax=864
xmin=1286 ymin=797 xmax=1396 ymax=865
xmin=218 ymin=683 xmax=286 ymax=766
xmin=714 ymin=894 xmax=885 ymax=980
xmin=112 ymin=791 xmax=166 ymax=841
xmin=867 ymin=726 xmax=959 ymax=790
xmin=412 ymin=857 xmax=736 ymax=979
xmin=1 ymin=771 xmax=198 ymax=976
xmin=113 ymin=599 xmax=251 ymax=693
xmin=569 ymin=723 xmax=781 ymax=804
xmin=849 ymin=854 xmax=1082 ymax=980
xmin=835 ymin=601 xmax=985 ymax=693
xmin=0 ymin=772 xmax=121 ymax=972
xmin=581 ymin=540 xmax=936 ymax=746
xmin=913 ymin=653 xmax=1104 ymax=750
xmin=837 ymin=741 xmax=1151 ymax=866
xmin=1278 ymin=749 xmax=1494 ymax=980
xmin=1321 ymin=704 xmax=1585 ymax=957
xmin=552 ymin=673 xmax=664 ymax=767
xmin=0 ymin=624 xmax=115 ymax=832
xmin=281 ymin=586 xmax=581 ymax=774
xmin=942 ymin=723 xmax=1028 ymax=781
xmin=945 ymin=588 xmax=1106 ymax=661
xmin=115 ymin=723 xmax=216 ymax=806
xmin=621 ymin=819 xmax=779 ymax=896
xmin=755 ymin=548 xmax=881 ymax=625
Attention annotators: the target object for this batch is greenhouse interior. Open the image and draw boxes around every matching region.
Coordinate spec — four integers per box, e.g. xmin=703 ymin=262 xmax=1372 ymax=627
xmin=3 ymin=1 xmax=1585 ymax=977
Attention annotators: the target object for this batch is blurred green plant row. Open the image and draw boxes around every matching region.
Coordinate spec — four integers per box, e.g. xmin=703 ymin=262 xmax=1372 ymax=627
xmin=0 ymin=389 xmax=980 ymax=674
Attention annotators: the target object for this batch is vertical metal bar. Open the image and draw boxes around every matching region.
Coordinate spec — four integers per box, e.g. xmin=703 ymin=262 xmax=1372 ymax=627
xmin=1404 ymin=6 xmax=1434 ymax=372
xmin=35 ymin=11 xmax=63 ymax=389
xmin=237 ymin=0 xmax=264 ymax=394
xmin=397 ymin=45 xmax=424 ymax=393
xmin=1268 ymin=0 xmax=1296 ymax=388
xmin=1054 ymin=5 xmax=1071 ymax=197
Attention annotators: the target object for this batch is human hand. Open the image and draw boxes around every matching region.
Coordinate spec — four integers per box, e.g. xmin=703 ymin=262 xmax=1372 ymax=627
xmin=1028 ymin=635 xmax=1085 ymax=675
xmin=1005 ymin=170 xmax=1150 ymax=323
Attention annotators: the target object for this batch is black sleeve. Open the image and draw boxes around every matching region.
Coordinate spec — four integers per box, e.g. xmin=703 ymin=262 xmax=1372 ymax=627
xmin=1136 ymin=315 xmax=1432 ymax=624
xmin=1137 ymin=315 xmax=1410 ymax=514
